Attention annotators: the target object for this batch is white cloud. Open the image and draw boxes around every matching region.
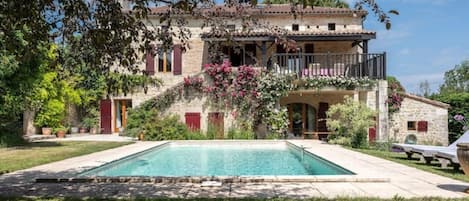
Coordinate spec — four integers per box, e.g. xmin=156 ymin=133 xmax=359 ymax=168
xmin=398 ymin=0 xmax=454 ymax=6
xmin=398 ymin=48 xmax=410 ymax=55
xmin=397 ymin=73 xmax=444 ymax=94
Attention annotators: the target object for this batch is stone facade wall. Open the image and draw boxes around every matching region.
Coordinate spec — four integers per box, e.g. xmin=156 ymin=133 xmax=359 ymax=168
xmin=388 ymin=95 xmax=449 ymax=146
xmin=163 ymin=97 xmax=236 ymax=135
xmin=100 ymin=9 xmax=380 ymax=135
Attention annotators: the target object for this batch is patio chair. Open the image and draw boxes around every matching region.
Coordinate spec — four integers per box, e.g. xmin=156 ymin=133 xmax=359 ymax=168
xmin=434 ymin=149 xmax=460 ymax=170
xmin=392 ymin=130 xmax=469 ymax=164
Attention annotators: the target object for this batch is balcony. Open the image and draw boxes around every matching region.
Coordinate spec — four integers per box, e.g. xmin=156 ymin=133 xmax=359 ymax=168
xmin=268 ymin=53 xmax=386 ymax=79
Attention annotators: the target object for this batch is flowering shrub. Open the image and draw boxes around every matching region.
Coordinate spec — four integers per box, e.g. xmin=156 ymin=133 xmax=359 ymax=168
xmin=326 ymin=96 xmax=376 ymax=148
xmin=183 ymin=75 xmax=204 ymax=92
xmin=204 ymin=61 xmax=233 ymax=103
xmin=298 ymin=76 xmax=376 ymax=90
xmin=386 ymin=77 xmax=405 ymax=115
xmin=454 ymin=114 xmax=469 ymax=131
xmin=232 ymin=65 xmax=259 ymax=120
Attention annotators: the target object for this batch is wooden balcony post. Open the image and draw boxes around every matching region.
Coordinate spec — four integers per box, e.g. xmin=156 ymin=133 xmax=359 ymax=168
xmin=261 ymin=41 xmax=267 ymax=67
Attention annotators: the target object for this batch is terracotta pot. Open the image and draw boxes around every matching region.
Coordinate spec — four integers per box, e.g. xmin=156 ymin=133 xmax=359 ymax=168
xmin=56 ymin=130 xmax=66 ymax=138
xmin=70 ymin=127 xmax=79 ymax=134
xmin=79 ymin=127 xmax=88 ymax=133
xmin=90 ymin=127 xmax=99 ymax=134
xmin=138 ymin=133 xmax=144 ymax=141
xmin=457 ymin=143 xmax=469 ymax=193
xmin=42 ymin=127 xmax=52 ymax=135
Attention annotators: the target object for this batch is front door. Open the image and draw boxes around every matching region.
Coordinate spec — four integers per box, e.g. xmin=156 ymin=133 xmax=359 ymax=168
xmin=288 ymin=103 xmax=316 ymax=137
xmin=114 ymin=100 xmax=132 ymax=133
xmin=208 ymin=112 xmax=224 ymax=139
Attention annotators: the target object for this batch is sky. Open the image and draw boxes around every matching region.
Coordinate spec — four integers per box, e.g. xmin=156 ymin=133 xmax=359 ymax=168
xmin=210 ymin=0 xmax=469 ymax=93
xmin=353 ymin=0 xmax=469 ymax=93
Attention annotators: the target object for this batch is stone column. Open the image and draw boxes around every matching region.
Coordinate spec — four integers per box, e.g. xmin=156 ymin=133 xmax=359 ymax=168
xmin=377 ymin=80 xmax=389 ymax=141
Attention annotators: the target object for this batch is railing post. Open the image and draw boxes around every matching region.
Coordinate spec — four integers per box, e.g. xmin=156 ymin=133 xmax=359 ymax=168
xmin=383 ymin=52 xmax=387 ymax=79
xmin=326 ymin=52 xmax=330 ymax=75
xmin=299 ymin=51 xmax=302 ymax=78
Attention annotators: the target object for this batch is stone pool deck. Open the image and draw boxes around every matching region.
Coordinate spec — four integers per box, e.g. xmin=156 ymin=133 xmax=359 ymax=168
xmin=0 ymin=140 xmax=468 ymax=199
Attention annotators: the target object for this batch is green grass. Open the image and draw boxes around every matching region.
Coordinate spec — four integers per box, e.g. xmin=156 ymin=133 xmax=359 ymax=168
xmin=2 ymin=197 xmax=469 ymax=201
xmin=0 ymin=141 xmax=133 ymax=174
xmin=351 ymin=148 xmax=468 ymax=182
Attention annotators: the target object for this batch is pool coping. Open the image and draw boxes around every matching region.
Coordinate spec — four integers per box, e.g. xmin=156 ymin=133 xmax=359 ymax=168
xmin=33 ymin=140 xmax=390 ymax=183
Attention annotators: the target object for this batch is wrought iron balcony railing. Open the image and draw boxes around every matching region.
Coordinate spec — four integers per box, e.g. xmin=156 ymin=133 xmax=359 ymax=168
xmin=268 ymin=52 xmax=386 ymax=79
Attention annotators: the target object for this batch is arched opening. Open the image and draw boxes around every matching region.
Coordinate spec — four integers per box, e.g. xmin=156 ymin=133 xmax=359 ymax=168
xmin=287 ymin=103 xmax=317 ymax=138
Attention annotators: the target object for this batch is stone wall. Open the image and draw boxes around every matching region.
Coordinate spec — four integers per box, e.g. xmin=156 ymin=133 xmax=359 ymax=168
xmin=388 ymin=93 xmax=449 ymax=146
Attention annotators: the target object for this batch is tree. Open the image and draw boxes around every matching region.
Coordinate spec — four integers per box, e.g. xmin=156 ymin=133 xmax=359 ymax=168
xmin=439 ymin=60 xmax=469 ymax=94
xmin=418 ymin=80 xmax=431 ymax=98
xmin=431 ymin=92 xmax=469 ymax=143
xmin=0 ymin=0 xmax=396 ymax=141
xmin=429 ymin=60 xmax=469 ymax=143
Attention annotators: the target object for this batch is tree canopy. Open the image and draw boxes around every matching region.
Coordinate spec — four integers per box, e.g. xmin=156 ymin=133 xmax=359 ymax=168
xmin=439 ymin=60 xmax=469 ymax=94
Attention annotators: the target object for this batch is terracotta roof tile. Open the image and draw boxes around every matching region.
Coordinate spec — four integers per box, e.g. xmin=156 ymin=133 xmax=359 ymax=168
xmin=401 ymin=93 xmax=450 ymax=109
xmin=148 ymin=4 xmax=367 ymax=16
xmin=201 ymin=30 xmax=376 ymax=38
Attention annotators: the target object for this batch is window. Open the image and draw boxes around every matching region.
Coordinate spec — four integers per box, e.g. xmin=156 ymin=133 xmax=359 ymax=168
xmin=407 ymin=121 xmax=417 ymax=130
xmin=328 ymin=23 xmax=336 ymax=31
xmin=292 ymin=24 xmax=299 ymax=31
xmin=304 ymin=44 xmax=314 ymax=53
xmin=158 ymin=49 xmax=172 ymax=72
xmin=227 ymin=24 xmax=236 ymax=31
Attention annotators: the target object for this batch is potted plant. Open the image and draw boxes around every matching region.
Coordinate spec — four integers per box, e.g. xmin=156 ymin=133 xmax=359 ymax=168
xmin=34 ymin=99 xmax=65 ymax=135
xmin=54 ymin=126 xmax=68 ymax=138
xmin=79 ymin=126 xmax=88 ymax=133
xmin=82 ymin=113 xmax=99 ymax=134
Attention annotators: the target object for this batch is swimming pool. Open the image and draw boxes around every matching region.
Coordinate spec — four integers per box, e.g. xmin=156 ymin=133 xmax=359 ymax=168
xmin=80 ymin=141 xmax=354 ymax=177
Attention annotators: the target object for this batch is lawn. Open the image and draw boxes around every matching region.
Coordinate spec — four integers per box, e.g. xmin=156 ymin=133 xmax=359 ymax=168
xmin=352 ymin=148 xmax=468 ymax=182
xmin=0 ymin=141 xmax=133 ymax=174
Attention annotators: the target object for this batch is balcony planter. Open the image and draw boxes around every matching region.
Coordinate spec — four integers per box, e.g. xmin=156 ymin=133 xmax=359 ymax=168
xmin=457 ymin=143 xmax=469 ymax=192
xmin=42 ymin=127 xmax=52 ymax=135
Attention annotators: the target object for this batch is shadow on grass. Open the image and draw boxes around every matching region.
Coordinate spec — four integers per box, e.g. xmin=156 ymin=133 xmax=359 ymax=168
xmin=437 ymin=184 xmax=469 ymax=193
xmin=10 ymin=141 xmax=64 ymax=149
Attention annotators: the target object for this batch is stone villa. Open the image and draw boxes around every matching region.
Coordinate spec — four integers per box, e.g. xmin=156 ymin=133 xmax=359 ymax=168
xmin=26 ymin=3 xmax=450 ymax=144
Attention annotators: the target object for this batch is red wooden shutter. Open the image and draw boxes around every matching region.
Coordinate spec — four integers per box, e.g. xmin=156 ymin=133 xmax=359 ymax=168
xmin=100 ymin=99 xmax=112 ymax=134
xmin=317 ymin=102 xmax=329 ymax=132
xmin=146 ymin=45 xmax=155 ymax=75
xmin=368 ymin=127 xmax=376 ymax=142
xmin=417 ymin=121 xmax=428 ymax=132
xmin=185 ymin=112 xmax=201 ymax=131
xmin=173 ymin=44 xmax=182 ymax=75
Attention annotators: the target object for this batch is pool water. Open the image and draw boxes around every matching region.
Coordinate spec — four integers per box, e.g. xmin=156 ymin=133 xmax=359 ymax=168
xmin=80 ymin=142 xmax=353 ymax=176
